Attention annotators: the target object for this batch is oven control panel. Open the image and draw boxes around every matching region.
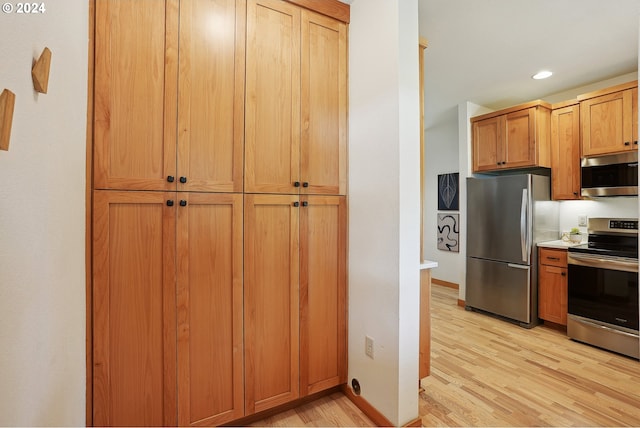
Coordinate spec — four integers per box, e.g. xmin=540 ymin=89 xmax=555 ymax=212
xmin=609 ymin=220 xmax=638 ymax=230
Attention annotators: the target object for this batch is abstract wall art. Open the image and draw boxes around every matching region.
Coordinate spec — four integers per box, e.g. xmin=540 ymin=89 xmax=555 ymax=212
xmin=437 ymin=172 xmax=459 ymax=211
xmin=437 ymin=213 xmax=459 ymax=252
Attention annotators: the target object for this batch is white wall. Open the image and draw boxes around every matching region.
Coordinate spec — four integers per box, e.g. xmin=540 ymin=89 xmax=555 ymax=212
xmin=348 ymin=0 xmax=421 ymax=425
xmin=0 ymin=2 xmax=88 ymax=425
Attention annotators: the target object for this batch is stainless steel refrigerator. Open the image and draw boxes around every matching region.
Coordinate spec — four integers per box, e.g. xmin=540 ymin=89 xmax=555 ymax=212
xmin=466 ymin=174 xmax=558 ymax=328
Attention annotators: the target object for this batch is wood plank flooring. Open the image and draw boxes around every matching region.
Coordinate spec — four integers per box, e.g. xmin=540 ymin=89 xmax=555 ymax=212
xmin=254 ymin=284 xmax=640 ymax=427
xmin=421 ymin=284 xmax=640 ymax=427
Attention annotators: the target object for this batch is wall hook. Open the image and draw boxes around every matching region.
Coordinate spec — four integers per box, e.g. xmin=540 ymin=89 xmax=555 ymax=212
xmin=0 ymin=89 xmax=16 ymax=151
xmin=32 ymin=47 xmax=52 ymax=94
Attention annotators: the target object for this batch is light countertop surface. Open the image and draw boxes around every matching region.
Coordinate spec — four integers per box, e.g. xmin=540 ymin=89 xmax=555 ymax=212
xmin=537 ymin=239 xmax=585 ymax=249
xmin=420 ymin=260 xmax=438 ymax=269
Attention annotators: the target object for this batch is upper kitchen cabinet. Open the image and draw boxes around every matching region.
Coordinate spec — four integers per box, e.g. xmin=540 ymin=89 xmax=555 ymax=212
xmin=579 ymin=81 xmax=638 ymax=157
xmin=471 ymin=101 xmax=551 ymax=173
xmin=245 ymin=0 xmax=347 ymax=195
xmin=550 ymin=101 xmax=581 ymax=200
xmin=94 ymin=0 xmax=245 ymax=192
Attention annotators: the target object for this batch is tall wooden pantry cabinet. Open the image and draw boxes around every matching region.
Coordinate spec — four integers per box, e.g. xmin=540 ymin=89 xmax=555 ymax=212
xmin=89 ymin=0 xmax=349 ymax=426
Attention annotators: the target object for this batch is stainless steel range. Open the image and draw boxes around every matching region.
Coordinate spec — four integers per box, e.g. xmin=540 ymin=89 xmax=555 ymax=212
xmin=567 ymin=218 xmax=639 ymax=359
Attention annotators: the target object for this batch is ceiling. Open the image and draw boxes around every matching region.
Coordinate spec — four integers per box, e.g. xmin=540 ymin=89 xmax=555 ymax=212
xmin=418 ymin=0 xmax=640 ymax=129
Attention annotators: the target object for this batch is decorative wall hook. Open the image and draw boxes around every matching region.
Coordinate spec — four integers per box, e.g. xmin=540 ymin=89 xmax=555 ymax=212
xmin=32 ymin=47 xmax=52 ymax=94
xmin=0 ymin=89 xmax=16 ymax=151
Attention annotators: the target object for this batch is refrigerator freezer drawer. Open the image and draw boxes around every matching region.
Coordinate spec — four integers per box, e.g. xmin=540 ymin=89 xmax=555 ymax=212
xmin=466 ymin=257 xmax=531 ymax=324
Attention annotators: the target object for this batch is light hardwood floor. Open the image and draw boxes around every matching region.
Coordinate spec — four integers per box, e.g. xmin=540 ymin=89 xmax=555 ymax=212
xmin=254 ymin=284 xmax=640 ymax=427
xmin=421 ymin=284 xmax=640 ymax=426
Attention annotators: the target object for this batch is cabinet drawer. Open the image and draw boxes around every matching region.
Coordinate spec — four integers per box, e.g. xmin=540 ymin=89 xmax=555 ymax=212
xmin=539 ymin=248 xmax=567 ymax=267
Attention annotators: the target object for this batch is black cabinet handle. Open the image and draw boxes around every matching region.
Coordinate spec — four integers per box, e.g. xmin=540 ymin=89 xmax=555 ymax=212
xmin=547 ymin=257 xmax=560 ymax=261
xmin=179 ymin=176 xmax=187 ymax=183
xmin=166 ymin=200 xmax=174 ymax=207
xmin=561 ymin=272 xmax=566 ymax=277
xmin=624 ymin=141 xmax=631 ymax=146
xmin=302 ymin=182 xmax=309 ymax=188
xmin=634 ymin=141 xmax=638 ymax=145
xmin=302 ymin=201 xmax=308 ymax=207
xmin=573 ymin=192 xmax=578 ymax=196
xmin=179 ymin=200 xmax=187 ymax=207
xmin=293 ymin=201 xmax=299 ymax=207
xmin=294 ymin=181 xmax=301 ymax=187
xmin=167 ymin=175 xmax=175 ymax=183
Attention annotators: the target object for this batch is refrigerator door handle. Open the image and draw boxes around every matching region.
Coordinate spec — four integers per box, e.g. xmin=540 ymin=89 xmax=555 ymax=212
xmin=520 ymin=189 xmax=528 ymax=262
xmin=507 ymin=263 xmax=530 ymax=270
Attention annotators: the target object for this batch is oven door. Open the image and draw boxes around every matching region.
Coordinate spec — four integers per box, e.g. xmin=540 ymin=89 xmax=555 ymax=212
xmin=567 ymin=252 xmax=639 ymax=331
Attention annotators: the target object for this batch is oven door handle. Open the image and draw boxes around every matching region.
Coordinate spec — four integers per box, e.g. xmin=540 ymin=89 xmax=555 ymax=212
xmin=568 ymin=252 xmax=639 ymax=273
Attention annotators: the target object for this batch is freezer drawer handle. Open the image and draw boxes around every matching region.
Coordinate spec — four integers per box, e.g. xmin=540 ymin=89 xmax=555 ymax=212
xmin=507 ymin=263 xmax=530 ymax=270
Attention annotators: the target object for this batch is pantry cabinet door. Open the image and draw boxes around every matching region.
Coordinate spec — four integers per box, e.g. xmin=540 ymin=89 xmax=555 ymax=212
xmin=300 ymin=10 xmax=347 ymax=195
xmin=245 ymin=0 xmax=301 ymax=194
xmin=244 ymin=194 xmax=300 ymax=414
xmin=177 ymin=0 xmax=245 ymax=192
xmin=299 ymin=196 xmax=347 ymax=395
xmin=176 ymin=193 xmax=244 ymax=426
xmin=94 ymin=0 xmax=178 ymax=191
xmin=92 ymin=190 xmax=177 ymax=427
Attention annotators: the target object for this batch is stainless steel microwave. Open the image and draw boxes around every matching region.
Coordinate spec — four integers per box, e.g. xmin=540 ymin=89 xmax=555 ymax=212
xmin=581 ymin=151 xmax=638 ymax=197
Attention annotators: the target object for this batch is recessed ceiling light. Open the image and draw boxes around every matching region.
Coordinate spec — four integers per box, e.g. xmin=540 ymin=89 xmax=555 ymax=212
xmin=532 ymin=70 xmax=553 ymax=80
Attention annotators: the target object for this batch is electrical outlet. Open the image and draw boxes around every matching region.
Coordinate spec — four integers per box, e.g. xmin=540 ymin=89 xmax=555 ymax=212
xmin=578 ymin=214 xmax=588 ymax=227
xmin=365 ymin=336 xmax=374 ymax=359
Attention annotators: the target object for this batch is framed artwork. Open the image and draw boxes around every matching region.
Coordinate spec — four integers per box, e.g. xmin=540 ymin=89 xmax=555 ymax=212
xmin=437 ymin=213 xmax=459 ymax=252
xmin=437 ymin=173 xmax=459 ymax=211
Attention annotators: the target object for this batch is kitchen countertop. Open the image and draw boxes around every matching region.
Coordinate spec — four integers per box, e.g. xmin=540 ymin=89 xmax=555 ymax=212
xmin=537 ymin=239 xmax=585 ymax=249
xmin=420 ymin=260 xmax=438 ymax=269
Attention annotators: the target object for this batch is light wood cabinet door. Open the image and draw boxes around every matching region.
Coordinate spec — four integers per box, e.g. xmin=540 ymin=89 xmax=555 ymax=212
xmin=244 ymin=194 xmax=300 ymax=414
xmin=176 ymin=193 xmax=244 ymax=426
xmin=538 ymin=248 xmax=568 ymax=326
xmin=300 ymin=196 xmax=346 ymax=395
xmin=581 ymin=88 xmax=636 ymax=156
xmin=472 ymin=115 xmax=502 ymax=172
xmin=177 ymin=0 xmax=245 ymax=192
xmin=300 ymin=10 xmax=347 ymax=195
xmin=245 ymin=0 xmax=301 ymax=194
xmin=551 ymin=104 xmax=581 ymax=200
xmin=94 ymin=0 xmax=179 ymax=191
xmin=503 ymin=108 xmax=536 ymax=168
xmin=92 ymin=191 xmax=177 ymax=426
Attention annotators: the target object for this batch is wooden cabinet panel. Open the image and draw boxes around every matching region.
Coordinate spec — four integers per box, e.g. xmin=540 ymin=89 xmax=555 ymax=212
xmin=580 ymin=86 xmax=637 ymax=156
xmin=551 ymin=104 xmax=581 ymax=200
xmin=177 ymin=0 xmax=245 ymax=192
xmin=472 ymin=115 xmax=501 ymax=171
xmin=95 ymin=0 xmax=245 ymax=192
xmin=177 ymin=193 xmax=244 ymax=426
xmin=245 ymin=0 xmax=301 ymax=194
xmin=503 ymin=108 xmax=535 ymax=168
xmin=92 ymin=191 xmax=177 ymax=426
xmin=244 ymin=194 xmax=300 ymax=414
xmin=300 ymin=196 xmax=346 ymax=395
xmin=538 ymin=248 xmax=567 ymax=326
xmin=94 ymin=0 xmax=178 ymax=191
xmin=300 ymin=10 xmax=347 ymax=195
xmin=471 ymin=102 xmax=550 ymax=173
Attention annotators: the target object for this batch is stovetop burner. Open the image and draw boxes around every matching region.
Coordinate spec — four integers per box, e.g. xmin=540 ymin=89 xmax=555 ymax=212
xmin=567 ymin=218 xmax=638 ymax=260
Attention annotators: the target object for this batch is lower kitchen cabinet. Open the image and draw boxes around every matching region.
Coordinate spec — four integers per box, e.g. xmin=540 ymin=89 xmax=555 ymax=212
xmin=92 ymin=190 xmax=244 ymax=426
xmin=538 ymin=247 xmax=568 ymax=326
xmin=244 ymin=194 xmax=347 ymax=413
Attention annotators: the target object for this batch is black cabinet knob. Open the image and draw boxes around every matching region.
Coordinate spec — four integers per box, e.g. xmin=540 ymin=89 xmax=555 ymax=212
xmin=634 ymin=141 xmax=638 ymax=145
xmin=561 ymin=272 xmax=566 ymax=277
xmin=293 ymin=201 xmax=299 ymax=207
xmin=624 ymin=141 xmax=631 ymax=146
xmin=167 ymin=175 xmax=175 ymax=183
xmin=302 ymin=201 xmax=308 ymax=207
xmin=167 ymin=200 xmax=174 ymax=207
xmin=179 ymin=176 xmax=187 ymax=183
xmin=294 ymin=181 xmax=301 ymax=187
xmin=302 ymin=182 xmax=309 ymax=188
xmin=179 ymin=200 xmax=187 ymax=207
xmin=573 ymin=192 xmax=578 ymax=196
